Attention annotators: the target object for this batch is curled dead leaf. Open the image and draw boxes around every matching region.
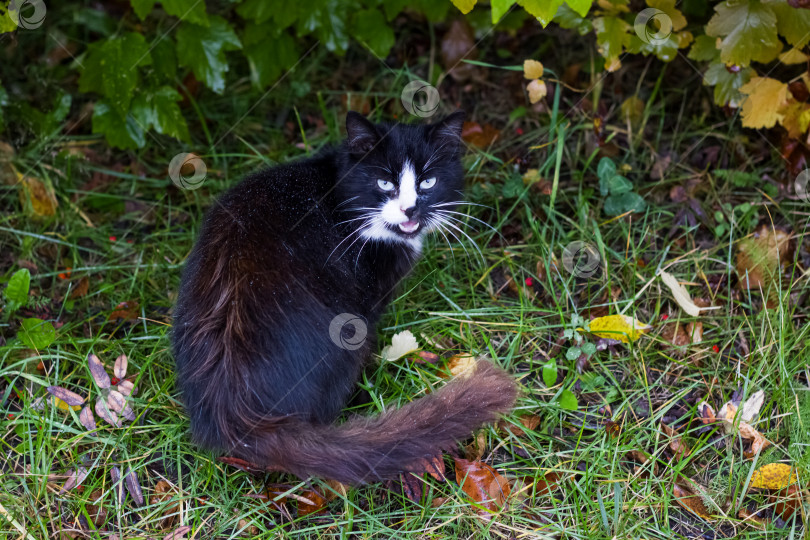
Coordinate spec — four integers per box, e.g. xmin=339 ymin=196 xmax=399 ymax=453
xmin=124 ymin=469 xmax=144 ymax=506
xmin=453 ymin=458 xmax=511 ymax=516
xmin=672 ymin=481 xmax=713 ymax=521
xmin=59 ymin=466 xmax=89 ymax=494
xmin=661 ymin=423 xmax=690 ymax=461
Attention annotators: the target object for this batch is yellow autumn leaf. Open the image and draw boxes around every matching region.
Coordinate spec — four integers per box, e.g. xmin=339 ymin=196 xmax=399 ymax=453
xmin=53 ymin=397 xmax=82 ymax=412
xmin=446 ymin=353 xmax=477 ymax=379
xmin=16 ymin=167 xmax=58 ymax=217
xmin=588 ymin=314 xmax=651 ymax=343
xmin=450 ymin=0 xmax=477 ymax=14
xmin=739 ymin=77 xmax=789 ymax=129
xmin=750 ymin=463 xmax=799 ymax=490
xmin=778 ymin=48 xmax=809 ymax=65
xmin=527 ymin=79 xmax=547 ymax=104
xmin=523 ymin=59 xmax=544 ymax=80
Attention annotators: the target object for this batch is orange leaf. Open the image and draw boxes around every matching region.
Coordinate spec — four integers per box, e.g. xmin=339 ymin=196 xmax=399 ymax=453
xmin=453 ymin=458 xmax=511 ymax=515
xmin=672 ymin=481 xmax=713 ymax=521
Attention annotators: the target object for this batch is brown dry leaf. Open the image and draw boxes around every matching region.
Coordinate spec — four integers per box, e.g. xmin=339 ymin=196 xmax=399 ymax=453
xmin=79 ymin=405 xmax=96 ymax=431
xmin=736 ymin=226 xmax=791 ymax=291
xmin=445 ymin=354 xmax=477 ymax=379
xmin=321 ymin=478 xmax=349 ymax=502
xmin=87 ymin=354 xmax=111 ymax=389
xmin=461 ymin=122 xmax=500 ymax=148
xmin=163 ymin=525 xmax=192 ymax=540
xmin=749 ymin=463 xmax=799 ymax=490
xmin=59 ymin=466 xmax=89 ymax=494
xmin=440 ymin=19 xmax=478 ymax=81
xmin=412 ymin=351 xmax=440 ymax=364
xmin=770 ymin=484 xmax=802 ymax=520
xmin=17 ymin=171 xmax=59 ymax=217
xmin=47 ymin=386 xmax=84 ymax=407
xmin=453 ymin=458 xmax=511 ymax=516
xmin=738 ymin=507 xmax=770 ymax=528
xmin=661 ymin=322 xmax=703 ymax=346
xmin=85 ymin=489 xmax=108 ymax=527
xmin=297 ymin=489 xmax=328 ymax=516
xmin=69 ymin=276 xmax=89 ymax=299
xmin=464 ymin=431 xmax=488 ymax=461
xmin=114 ymin=355 xmax=128 ymax=379
xmin=672 ymin=481 xmax=713 ymax=520
xmin=151 ymin=480 xmax=181 ymax=527
xmin=110 ymin=466 xmax=124 ymax=504
xmin=661 ymin=423 xmax=690 ymax=461
xmin=124 ymin=469 xmax=144 ymax=506
xmin=534 ymin=471 xmax=561 ymax=497
xmin=110 ymin=300 xmax=139 ymax=321
xmin=739 ymin=422 xmax=771 ymax=458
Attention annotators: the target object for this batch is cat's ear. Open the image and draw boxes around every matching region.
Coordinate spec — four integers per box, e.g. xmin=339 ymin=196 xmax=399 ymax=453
xmin=431 ymin=110 xmax=466 ymax=147
xmin=346 ymin=112 xmax=379 ymax=155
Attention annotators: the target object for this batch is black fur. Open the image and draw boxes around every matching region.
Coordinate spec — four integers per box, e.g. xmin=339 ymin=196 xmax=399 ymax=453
xmin=172 ymin=111 xmax=516 ymax=483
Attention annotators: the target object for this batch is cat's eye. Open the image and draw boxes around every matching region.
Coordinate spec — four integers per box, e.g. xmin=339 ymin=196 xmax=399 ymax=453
xmin=377 ymin=179 xmax=395 ymax=191
xmin=420 ymin=177 xmax=437 ymax=190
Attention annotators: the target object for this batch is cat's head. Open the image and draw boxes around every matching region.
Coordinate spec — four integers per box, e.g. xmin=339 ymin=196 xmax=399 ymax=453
xmin=337 ymin=111 xmax=466 ymax=251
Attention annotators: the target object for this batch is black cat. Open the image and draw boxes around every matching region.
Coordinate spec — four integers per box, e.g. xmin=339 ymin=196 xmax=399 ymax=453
xmin=172 ymin=111 xmax=516 ymax=484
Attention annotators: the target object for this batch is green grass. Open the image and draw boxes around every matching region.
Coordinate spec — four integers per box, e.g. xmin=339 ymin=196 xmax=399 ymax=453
xmin=1 ymin=42 xmax=809 ymax=539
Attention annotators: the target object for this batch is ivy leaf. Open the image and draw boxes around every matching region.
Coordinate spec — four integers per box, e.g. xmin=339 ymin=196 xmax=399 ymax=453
xmin=176 ymin=16 xmax=242 ymax=94
xmin=80 ymin=33 xmax=151 ymax=116
xmin=597 ymin=157 xmax=616 ymax=182
xmin=150 ymin=37 xmax=177 ymax=83
xmin=296 ymin=0 xmax=349 ymax=53
xmin=771 ymin=0 xmax=810 ymax=49
xmin=521 ymin=0 xmax=564 ymax=26
xmin=688 ymin=34 xmax=720 ymax=61
xmin=564 ymin=0 xmax=591 ymax=17
xmin=4 ymin=268 xmax=30 ymax=312
xmin=703 ymin=61 xmax=753 ymax=107
xmin=739 ymin=77 xmax=790 ymax=129
xmin=243 ymin=25 xmax=299 ymax=89
xmin=605 ymin=191 xmax=646 ymax=215
xmin=450 ymin=0 xmax=477 ymax=14
xmin=236 ymin=0 xmax=275 ymax=24
xmin=161 ymin=0 xmax=208 ymax=26
xmin=594 ymin=16 xmax=630 ymax=67
xmin=18 ymin=318 xmax=56 ymax=349
xmin=352 ymin=9 xmax=395 ymax=57
xmin=554 ymin=3 xmax=592 ymax=34
xmin=131 ymin=86 xmax=190 ymax=142
xmin=706 ymin=0 xmax=781 ymax=66
xmin=130 ymin=0 xmax=155 ymax=19
xmin=92 ymin=101 xmax=146 ymax=149
xmin=491 ymin=0 xmax=516 ymax=23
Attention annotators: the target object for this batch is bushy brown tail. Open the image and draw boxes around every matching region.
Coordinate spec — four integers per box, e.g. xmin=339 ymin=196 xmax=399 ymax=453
xmin=234 ymin=361 xmax=517 ymax=485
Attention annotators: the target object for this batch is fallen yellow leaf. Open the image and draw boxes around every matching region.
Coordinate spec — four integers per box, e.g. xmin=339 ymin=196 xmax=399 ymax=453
xmin=739 ymin=77 xmax=789 ymax=129
xmin=588 ymin=314 xmax=651 ymax=343
xmin=527 ymin=79 xmax=547 ymax=104
xmin=523 ymin=59 xmax=544 ymax=80
xmin=750 ymin=463 xmax=799 ymax=490
xmin=17 ymin=168 xmax=58 ymax=217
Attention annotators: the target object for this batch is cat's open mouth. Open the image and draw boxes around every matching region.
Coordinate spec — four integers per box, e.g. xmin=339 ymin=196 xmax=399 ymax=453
xmin=397 ymin=220 xmax=420 ymax=234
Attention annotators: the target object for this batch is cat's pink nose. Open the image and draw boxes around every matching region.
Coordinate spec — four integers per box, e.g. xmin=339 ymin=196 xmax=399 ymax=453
xmin=401 ymin=206 xmax=416 ymax=219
